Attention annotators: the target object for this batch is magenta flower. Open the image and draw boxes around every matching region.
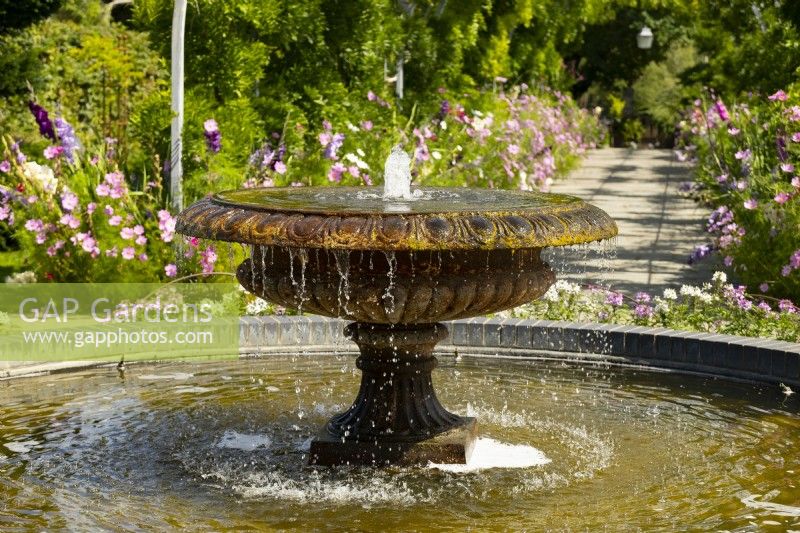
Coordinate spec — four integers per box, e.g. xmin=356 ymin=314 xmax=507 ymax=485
xmin=714 ymin=100 xmax=730 ymax=122
xmin=775 ymin=192 xmax=791 ymax=204
xmin=44 ymin=146 xmax=64 ymax=160
xmin=743 ymin=199 xmax=758 ymax=209
xmin=768 ymin=90 xmax=788 ymax=102
xmin=165 ymin=264 xmax=177 ymax=278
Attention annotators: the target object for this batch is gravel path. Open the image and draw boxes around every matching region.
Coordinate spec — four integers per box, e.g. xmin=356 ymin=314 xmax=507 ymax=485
xmin=551 ymin=148 xmax=716 ymax=295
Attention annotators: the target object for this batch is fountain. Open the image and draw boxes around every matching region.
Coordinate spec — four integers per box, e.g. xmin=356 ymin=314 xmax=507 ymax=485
xmin=175 ymin=149 xmax=617 ymax=465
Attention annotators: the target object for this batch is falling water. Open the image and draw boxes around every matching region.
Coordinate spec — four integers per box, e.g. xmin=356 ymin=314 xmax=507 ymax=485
xmin=382 ymin=251 xmax=398 ymax=315
xmin=333 ymin=250 xmax=351 ymax=315
xmin=383 ymin=145 xmax=414 ymax=200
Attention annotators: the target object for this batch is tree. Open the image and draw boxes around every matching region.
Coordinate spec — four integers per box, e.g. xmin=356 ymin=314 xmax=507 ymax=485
xmin=0 ymin=0 xmax=64 ymax=33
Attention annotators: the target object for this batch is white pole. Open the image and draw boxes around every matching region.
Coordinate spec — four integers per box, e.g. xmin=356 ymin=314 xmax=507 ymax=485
xmin=170 ymin=0 xmax=187 ymax=212
xmin=395 ymin=55 xmax=404 ymax=100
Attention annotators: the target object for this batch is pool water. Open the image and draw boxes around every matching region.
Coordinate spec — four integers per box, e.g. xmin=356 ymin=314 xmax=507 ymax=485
xmin=1 ymin=355 xmax=798 ymax=530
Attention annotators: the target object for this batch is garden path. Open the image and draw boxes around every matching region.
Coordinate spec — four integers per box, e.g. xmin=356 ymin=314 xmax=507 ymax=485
xmin=552 ymin=148 xmax=716 ymax=295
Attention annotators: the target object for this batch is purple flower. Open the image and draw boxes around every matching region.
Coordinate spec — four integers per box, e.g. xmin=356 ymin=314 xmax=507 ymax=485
xmin=635 ymin=292 xmax=651 ymax=304
xmin=760 ymin=283 xmax=769 ymax=293
xmin=605 ymin=291 xmax=624 ymax=306
xmin=783 ymin=265 xmax=793 ymax=277
xmin=743 ymin=199 xmax=758 ymax=209
xmin=634 ymin=304 xmax=654 ymax=318
xmin=323 ymin=133 xmax=345 ymax=160
xmin=55 ymin=117 xmax=81 ymax=163
xmin=203 ymin=119 xmax=221 ymax=153
xmin=724 ymin=256 xmax=734 ymax=267
xmin=757 ymin=301 xmax=771 ymax=313
xmin=0 ymin=160 xmax=10 ymax=173
xmin=367 ymin=91 xmax=377 ymax=101
xmin=781 ymin=163 xmax=795 ymax=173
xmin=777 ymin=136 xmax=789 ymax=162
xmin=779 ymin=300 xmax=797 ymax=314
xmin=439 ymin=99 xmax=450 ymax=118
xmin=28 ymin=101 xmax=55 ymax=140
xmin=273 ymin=161 xmax=287 ymax=174
xmin=735 ymin=149 xmax=752 ymax=161
xmin=165 ymin=264 xmax=177 ymax=278
xmin=327 ymin=162 xmax=346 ymax=182
xmin=24 ymin=219 xmax=44 ymax=232
xmin=689 ymin=243 xmax=714 ymax=265
xmin=768 ymin=90 xmax=788 ymax=102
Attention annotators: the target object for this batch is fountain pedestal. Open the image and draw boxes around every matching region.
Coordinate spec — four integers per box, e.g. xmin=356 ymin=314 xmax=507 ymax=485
xmin=309 ymin=323 xmax=477 ymax=466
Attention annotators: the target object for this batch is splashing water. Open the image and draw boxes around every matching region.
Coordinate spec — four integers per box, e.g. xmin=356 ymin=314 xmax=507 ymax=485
xmin=383 ymin=145 xmax=414 ymax=200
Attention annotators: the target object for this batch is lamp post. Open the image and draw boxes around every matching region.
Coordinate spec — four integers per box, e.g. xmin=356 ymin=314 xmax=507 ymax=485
xmin=637 ymin=26 xmax=653 ymax=50
xmin=170 ymin=0 xmax=187 ymax=212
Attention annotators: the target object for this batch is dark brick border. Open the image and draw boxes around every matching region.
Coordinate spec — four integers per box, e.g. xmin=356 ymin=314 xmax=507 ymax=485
xmin=239 ymin=316 xmax=800 ymax=387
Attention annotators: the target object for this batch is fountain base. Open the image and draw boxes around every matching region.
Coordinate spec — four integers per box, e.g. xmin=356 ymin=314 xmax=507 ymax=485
xmin=309 ymin=323 xmax=476 ymax=466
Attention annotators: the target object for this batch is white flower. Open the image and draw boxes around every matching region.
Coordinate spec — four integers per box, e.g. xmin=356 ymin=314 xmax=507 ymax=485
xmin=554 ymin=279 xmax=581 ymax=295
xmin=22 ymin=162 xmax=57 ymax=194
xmin=245 ymin=297 xmax=269 ymax=315
xmin=712 ymin=271 xmax=727 ymax=284
xmin=346 ymin=122 xmax=359 ymax=132
xmin=653 ymin=296 xmax=670 ymax=313
xmin=663 ymin=288 xmax=678 ymax=300
xmin=344 ymin=152 xmax=370 ymax=170
xmin=356 ymin=148 xmax=366 ymax=157
xmin=440 ymin=120 xmax=447 ymax=130
xmin=543 ymin=286 xmax=559 ymax=302
xmin=5 ymin=271 xmax=36 ymax=283
xmin=431 ymin=151 xmax=442 ymax=160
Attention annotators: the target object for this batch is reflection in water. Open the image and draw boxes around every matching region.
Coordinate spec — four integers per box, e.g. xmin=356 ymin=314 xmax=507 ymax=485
xmin=0 ymin=355 xmax=798 ymax=530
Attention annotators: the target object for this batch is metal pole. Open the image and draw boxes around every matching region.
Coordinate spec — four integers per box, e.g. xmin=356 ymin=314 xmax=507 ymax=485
xmin=170 ymin=0 xmax=187 ymax=212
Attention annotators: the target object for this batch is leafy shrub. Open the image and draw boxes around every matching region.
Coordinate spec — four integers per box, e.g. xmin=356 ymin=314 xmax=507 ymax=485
xmin=677 ymin=89 xmax=800 ymax=302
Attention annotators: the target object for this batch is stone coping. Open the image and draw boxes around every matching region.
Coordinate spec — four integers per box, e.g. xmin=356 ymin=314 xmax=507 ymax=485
xmin=3 ymin=316 xmax=799 ymax=387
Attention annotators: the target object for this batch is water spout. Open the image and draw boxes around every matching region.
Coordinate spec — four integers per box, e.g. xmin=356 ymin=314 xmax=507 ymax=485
xmin=383 ymin=145 xmax=413 ymax=200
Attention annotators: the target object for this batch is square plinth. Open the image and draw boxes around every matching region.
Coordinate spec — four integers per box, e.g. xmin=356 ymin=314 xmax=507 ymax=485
xmin=308 ymin=418 xmax=477 ymax=467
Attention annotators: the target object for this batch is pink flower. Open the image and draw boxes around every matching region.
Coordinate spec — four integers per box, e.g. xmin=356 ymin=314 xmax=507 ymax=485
xmin=43 ymin=146 xmax=64 ymax=160
xmin=137 ymin=253 xmax=148 ymax=262
xmin=724 ymin=256 xmax=734 ymax=267
xmin=743 ymin=199 xmax=758 ymax=210
xmin=327 ymin=162 xmax=346 ymax=183
xmin=362 ymin=174 xmax=373 ymax=186
xmin=61 ymin=191 xmax=79 ymax=211
xmin=121 ymin=247 xmax=135 ymax=260
xmin=120 ymin=227 xmax=135 ymax=239
xmin=86 ymin=202 xmax=96 ymax=214
xmin=108 ymin=215 xmax=122 ymax=226
xmin=507 ymin=144 xmax=520 ymax=155
xmin=133 ymin=224 xmax=144 ymax=235
xmin=728 ymin=127 xmax=740 ymax=136
xmin=165 ymin=264 xmax=177 ymax=277
xmin=792 ymin=133 xmax=800 ymax=143
xmin=104 ymin=205 xmax=114 ymax=215
xmin=96 ymin=183 xmax=111 ymax=197
xmin=793 ymin=176 xmax=800 ymax=188
xmin=24 ymin=219 xmax=44 ymax=232
xmin=35 ymin=233 xmax=46 ymax=244
xmin=318 ymin=132 xmax=332 ymax=146
xmin=347 ymin=165 xmax=360 ymax=178
xmin=59 ymin=214 xmax=80 ymax=229
xmin=0 ymin=160 xmax=10 ymax=173
xmin=81 ymin=236 xmax=98 ymax=255
xmin=135 ymin=235 xmax=147 ymax=245
xmin=781 ymin=163 xmax=795 ymax=173
xmin=367 ymin=91 xmax=377 ymax=101
xmin=735 ymin=149 xmax=752 ymax=160
xmin=769 ymin=90 xmax=788 ymax=102
xmin=360 ymin=120 xmax=373 ymax=131
xmin=273 ymin=161 xmax=286 ymax=174
xmin=775 ymin=192 xmax=791 ymax=204
xmin=760 ymin=283 xmax=769 ymax=293
xmin=782 ymin=265 xmax=793 ymax=277
xmin=200 ymin=246 xmax=217 ymax=274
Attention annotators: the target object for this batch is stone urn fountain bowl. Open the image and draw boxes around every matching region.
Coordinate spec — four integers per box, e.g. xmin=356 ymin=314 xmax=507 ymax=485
xmin=176 ymin=185 xmax=617 ymax=466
